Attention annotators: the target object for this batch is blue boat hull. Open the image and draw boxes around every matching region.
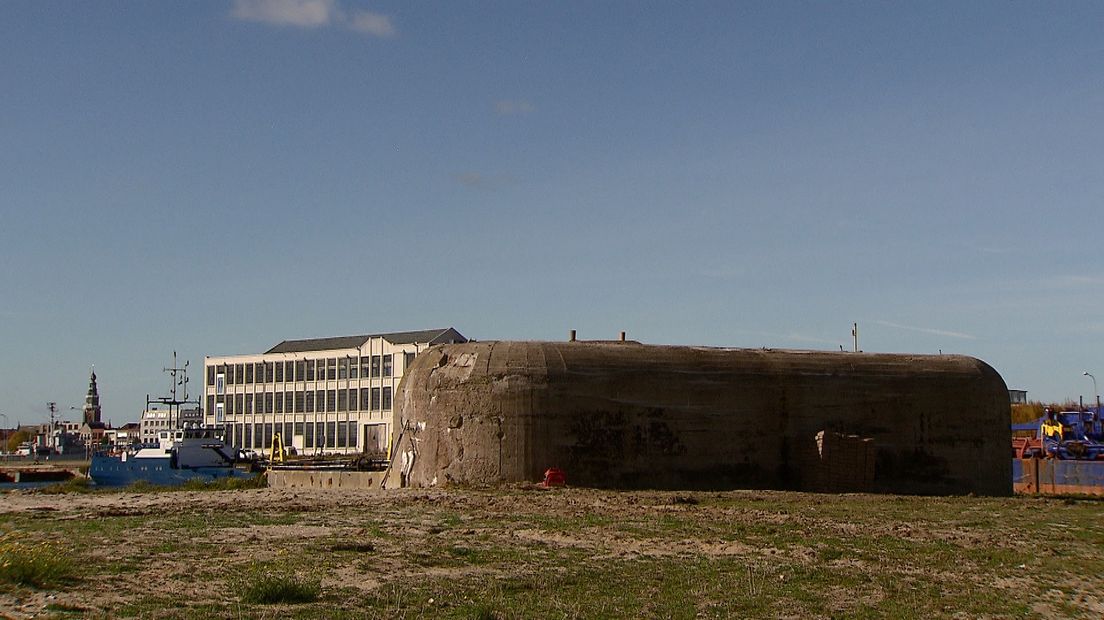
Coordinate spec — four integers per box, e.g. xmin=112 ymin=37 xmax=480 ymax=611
xmin=89 ymin=455 xmax=255 ymax=487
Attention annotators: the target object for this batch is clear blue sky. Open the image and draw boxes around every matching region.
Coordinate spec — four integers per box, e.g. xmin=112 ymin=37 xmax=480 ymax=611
xmin=2 ymin=1 xmax=1103 ymax=424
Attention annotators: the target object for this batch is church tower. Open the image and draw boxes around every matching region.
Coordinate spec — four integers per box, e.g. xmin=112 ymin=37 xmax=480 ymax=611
xmin=83 ymin=369 xmax=102 ymax=426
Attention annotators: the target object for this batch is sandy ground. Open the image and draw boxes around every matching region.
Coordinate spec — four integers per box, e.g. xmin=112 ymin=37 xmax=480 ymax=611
xmin=1 ymin=486 xmax=1102 ymax=619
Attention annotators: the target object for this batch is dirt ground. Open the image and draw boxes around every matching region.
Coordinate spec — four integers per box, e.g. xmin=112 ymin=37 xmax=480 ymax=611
xmin=1 ymin=485 xmax=1102 ymax=618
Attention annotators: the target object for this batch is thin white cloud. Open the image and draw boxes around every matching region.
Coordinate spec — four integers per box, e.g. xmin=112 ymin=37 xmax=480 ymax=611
xmin=453 ymin=172 xmax=514 ymax=191
xmin=873 ymin=320 xmax=976 ymax=340
xmin=1046 ymin=275 xmax=1104 ymax=289
xmin=495 ymin=100 xmax=536 ymax=116
xmin=733 ymin=329 xmax=842 ymax=348
xmin=780 ymin=332 xmax=843 ymax=346
xmin=231 ymin=0 xmax=336 ymax=27
xmin=349 ymin=10 xmax=395 ymax=37
xmin=230 ymin=0 xmax=396 ymax=37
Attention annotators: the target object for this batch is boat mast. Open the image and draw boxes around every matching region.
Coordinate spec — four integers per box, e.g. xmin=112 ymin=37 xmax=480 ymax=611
xmin=148 ymin=352 xmax=199 ymax=430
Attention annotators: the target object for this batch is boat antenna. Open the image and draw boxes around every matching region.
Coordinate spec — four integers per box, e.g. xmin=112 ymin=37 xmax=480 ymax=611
xmin=154 ymin=352 xmax=198 ymax=429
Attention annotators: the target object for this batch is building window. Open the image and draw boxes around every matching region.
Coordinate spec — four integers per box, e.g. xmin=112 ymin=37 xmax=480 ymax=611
xmin=326 ymin=422 xmax=336 ymax=448
xmin=296 ymin=361 xmax=305 ymax=382
xmin=337 ymin=389 xmax=347 ymax=412
xmin=349 ymin=358 xmax=359 ymax=379
xmin=207 ymin=395 xmax=215 ymax=416
xmin=264 ymin=362 xmax=274 ymax=383
xmin=360 ymin=388 xmax=370 ymax=412
xmin=243 ymin=424 xmax=252 ymax=449
xmin=275 ymin=362 xmax=284 ymax=383
xmin=295 ymin=391 xmax=304 ymax=414
xmin=337 ymin=421 xmax=348 ymax=448
xmin=216 ymin=402 xmax=225 ymax=423
xmin=371 ymin=387 xmax=381 ymax=411
xmin=371 ymin=356 xmax=381 ymax=378
xmin=207 ymin=366 xmax=215 ymax=386
xmin=264 ymin=392 xmax=274 ymax=414
xmin=235 ymin=364 xmax=244 ymax=385
xmin=327 ymin=358 xmax=337 ymax=380
xmin=382 ymin=386 xmax=392 ymax=411
xmin=327 ymin=390 xmax=337 ymax=412
xmin=227 ymin=395 xmax=236 ymax=416
xmin=305 ymin=390 xmax=314 ymax=413
xmin=383 ymin=355 xmax=392 ymax=378
xmin=306 ymin=359 xmax=315 ymax=382
xmin=360 ymin=356 xmax=371 ymax=378
xmin=315 ymin=389 xmax=326 ymax=413
xmin=245 ymin=363 xmax=254 ymax=384
xmin=216 ymin=373 xmax=225 ymax=395
xmin=235 ymin=394 xmax=244 ymax=416
xmin=245 ymin=393 xmax=253 ymax=415
xmin=305 ymin=422 xmax=315 ymax=448
xmin=338 ymin=358 xmax=348 ymax=380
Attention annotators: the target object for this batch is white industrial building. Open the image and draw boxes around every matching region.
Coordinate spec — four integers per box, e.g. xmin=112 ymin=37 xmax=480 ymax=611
xmin=140 ymin=407 xmax=202 ymax=445
xmin=203 ymin=328 xmax=466 ymax=456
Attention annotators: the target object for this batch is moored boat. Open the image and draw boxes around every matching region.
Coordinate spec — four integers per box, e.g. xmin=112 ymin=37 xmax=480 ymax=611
xmin=89 ymin=425 xmax=257 ymax=487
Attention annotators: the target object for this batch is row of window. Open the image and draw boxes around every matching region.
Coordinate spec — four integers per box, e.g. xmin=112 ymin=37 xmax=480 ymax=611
xmin=208 ymin=355 xmax=395 ymax=388
xmin=209 ymin=387 xmax=393 ymax=417
xmin=228 ymin=421 xmax=364 ymax=450
xmin=141 ymin=420 xmax=176 ymax=428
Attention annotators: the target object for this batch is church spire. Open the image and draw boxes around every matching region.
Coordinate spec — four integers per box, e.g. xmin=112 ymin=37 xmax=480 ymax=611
xmin=83 ymin=367 xmax=101 ymax=425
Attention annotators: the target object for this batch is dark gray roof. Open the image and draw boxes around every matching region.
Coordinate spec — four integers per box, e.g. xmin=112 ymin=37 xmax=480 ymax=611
xmin=265 ymin=327 xmax=466 ymax=354
xmin=266 ymin=335 xmax=368 ymax=354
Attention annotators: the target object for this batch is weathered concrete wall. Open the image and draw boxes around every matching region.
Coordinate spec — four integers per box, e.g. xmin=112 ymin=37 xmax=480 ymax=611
xmin=267 ymin=470 xmax=385 ymax=490
xmin=392 ymin=341 xmax=1011 ymax=495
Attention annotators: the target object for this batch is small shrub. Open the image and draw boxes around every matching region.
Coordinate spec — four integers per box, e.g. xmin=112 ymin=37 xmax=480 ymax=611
xmin=236 ymin=562 xmax=320 ymax=604
xmin=210 ymin=473 xmax=267 ymax=491
xmin=38 ymin=477 xmax=94 ymax=495
xmin=0 ymin=535 xmax=75 ymax=588
xmin=45 ymin=602 xmax=85 ymax=614
xmin=127 ymin=480 xmax=161 ymax=493
xmin=328 ymin=542 xmax=375 ymax=553
xmin=128 ymin=473 xmax=266 ymax=493
xmin=472 ymin=604 xmax=502 ymax=620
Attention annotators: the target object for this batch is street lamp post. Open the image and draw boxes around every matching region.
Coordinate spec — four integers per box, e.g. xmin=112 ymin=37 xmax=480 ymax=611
xmin=1083 ymin=371 xmax=1100 ymax=413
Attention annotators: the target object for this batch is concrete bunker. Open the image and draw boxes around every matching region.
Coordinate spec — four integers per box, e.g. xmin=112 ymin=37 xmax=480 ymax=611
xmin=390 ymin=341 xmax=1010 ymax=495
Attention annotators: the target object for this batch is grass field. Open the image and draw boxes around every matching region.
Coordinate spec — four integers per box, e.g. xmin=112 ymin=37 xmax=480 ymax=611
xmin=0 ymin=484 xmax=1101 ymax=618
